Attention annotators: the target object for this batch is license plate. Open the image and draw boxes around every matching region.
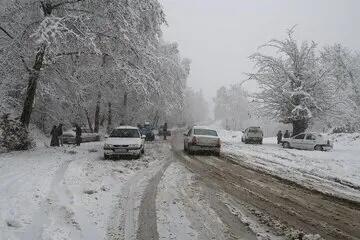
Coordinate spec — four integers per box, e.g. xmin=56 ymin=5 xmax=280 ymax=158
xmin=115 ymin=149 xmax=127 ymax=153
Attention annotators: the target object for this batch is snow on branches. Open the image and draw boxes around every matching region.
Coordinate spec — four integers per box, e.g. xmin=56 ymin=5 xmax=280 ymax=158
xmin=0 ymin=0 xmax=190 ymax=132
xmin=249 ymin=28 xmax=343 ymax=135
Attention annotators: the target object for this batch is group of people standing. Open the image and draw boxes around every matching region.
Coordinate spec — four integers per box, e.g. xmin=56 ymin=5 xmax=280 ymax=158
xmin=277 ymin=130 xmax=290 ymax=144
xmin=50 ymin=124 xmax=82 ymax=147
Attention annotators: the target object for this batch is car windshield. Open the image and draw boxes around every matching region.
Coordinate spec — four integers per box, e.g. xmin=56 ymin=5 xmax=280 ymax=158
xmin=248 ymin=128 xmax=261 ymax=133
xmin=194 ymin=129 xmax=218 ymax=136
xmin=110 ymin=129 xmax=140 ymax=138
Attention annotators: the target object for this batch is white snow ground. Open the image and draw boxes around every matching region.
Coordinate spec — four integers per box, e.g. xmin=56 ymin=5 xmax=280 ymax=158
xmin=218 ymin=129 xmax=360 ymax=202
xmin=0 ymin=138 xmax=163 ymax=240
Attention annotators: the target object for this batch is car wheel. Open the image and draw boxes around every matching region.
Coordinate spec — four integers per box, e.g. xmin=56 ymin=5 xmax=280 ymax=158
xmin=188 ymin=146 xmax=194 ymax=155
xmin=141 ymin=147 xmax=145 ymax=154
xmin=314 ymin=145 xmax=323 ymax=151
xmin=259 ymin=140 xmax=263 ymax=145
xmin=104 ymin=154 xmax=109 ymax=160
xmin=283 ymin=142 xmax=290 ymax=149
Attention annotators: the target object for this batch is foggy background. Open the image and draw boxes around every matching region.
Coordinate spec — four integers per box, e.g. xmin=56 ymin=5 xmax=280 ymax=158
xmin=160 ymin=0 xmax=360 ymax=100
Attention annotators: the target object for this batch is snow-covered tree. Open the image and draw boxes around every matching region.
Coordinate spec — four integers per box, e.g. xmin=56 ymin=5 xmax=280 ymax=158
xmin=321 ymin=44 xmax=360 ymax=130
xmin=1 ymin=0 xmax=190 ymax=135
xmin=214 ymin=84 xmax=249 ymax=130
xmin=249 ymin=28 xmax=339 ymax=135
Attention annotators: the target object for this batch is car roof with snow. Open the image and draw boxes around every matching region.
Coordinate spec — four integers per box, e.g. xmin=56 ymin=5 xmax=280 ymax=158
xmin=113 ymin=126 xmax=139 ymax=130
xmin=193 ymin=126 xmax=216 ymax=130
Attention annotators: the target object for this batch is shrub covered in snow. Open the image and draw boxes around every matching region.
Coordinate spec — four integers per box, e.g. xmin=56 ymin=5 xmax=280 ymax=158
xmin=0 ymin=114 xmax=34 ymax=152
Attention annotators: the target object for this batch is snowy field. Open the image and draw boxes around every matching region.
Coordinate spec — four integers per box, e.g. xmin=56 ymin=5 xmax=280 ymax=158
xmin=0 ymin=137 xmax=167 ymax=240
xmin=218 ymin=129 xmax=360 ymax=203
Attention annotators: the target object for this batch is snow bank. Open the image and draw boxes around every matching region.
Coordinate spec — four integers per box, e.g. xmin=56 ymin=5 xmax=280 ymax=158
xmin=216 ymin=128 xmax=360 ymax=202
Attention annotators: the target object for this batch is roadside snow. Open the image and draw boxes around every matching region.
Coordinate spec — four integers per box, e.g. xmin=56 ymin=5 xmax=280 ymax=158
xmin=217 ymin=129 xmax=360 ymax=202
xmin=0 ymin=141 xmax=161 ymax=240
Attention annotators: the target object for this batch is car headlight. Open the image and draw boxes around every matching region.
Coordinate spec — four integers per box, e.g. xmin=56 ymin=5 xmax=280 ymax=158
xmin=104 ymin=143 xmax=113 ymax=149
xmin=129 ymin=144 xmax=141 ymax=148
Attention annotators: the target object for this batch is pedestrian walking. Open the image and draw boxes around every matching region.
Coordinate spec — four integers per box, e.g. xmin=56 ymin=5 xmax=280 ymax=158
xmin=57 ymin=123 xmax=63 ymax=146
xmin=284 ymin=130 xmax=290 ymax=139
xmin=163 ymin=122 xmax=168 ymax=140
xmin=75 ymin=124 xmax=82 ymax=146
xmin=277 ymin=130 xmax=283 ymax=144
xmin=50 ymin=125 xmax=59 ymax=147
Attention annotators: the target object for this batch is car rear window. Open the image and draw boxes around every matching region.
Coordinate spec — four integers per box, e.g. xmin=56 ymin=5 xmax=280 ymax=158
xmin=248 ymin=128 xmax=262 ymax=133
xmin=110 ymin=129 xmax=140 ymax=138
xmin=194 ymin=129 xmax=218 ymax=136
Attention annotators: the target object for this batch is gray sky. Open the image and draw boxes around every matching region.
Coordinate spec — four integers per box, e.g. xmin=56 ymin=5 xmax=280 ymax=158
xmin=160 ymin=0 xmax=360 ymax=100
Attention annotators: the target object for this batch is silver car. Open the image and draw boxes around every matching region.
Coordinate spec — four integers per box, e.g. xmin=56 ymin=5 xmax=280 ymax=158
xmin=241 ymin=127 xmax=263 ymax=144
xmin=183 ymin=126 xmax=221 ymax=156
xmin=282 ymin=132 xmax=333 ymax=151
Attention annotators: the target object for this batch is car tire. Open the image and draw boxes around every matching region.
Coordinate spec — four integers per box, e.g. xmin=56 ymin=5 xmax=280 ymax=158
xmin=314 ymin=145 xmax=323 ymax=151
xmin=141 ymin=147 xmax=145 ymax=154
xmin=104 ymin=154 xmax=109 ymax=160
xmin=283 ymin=142 xmax=290 ymax=149
xmin=188 ymin=146 xmax=194 ymax=155
xmin=259 ymin=140 xmax=263 ymax=144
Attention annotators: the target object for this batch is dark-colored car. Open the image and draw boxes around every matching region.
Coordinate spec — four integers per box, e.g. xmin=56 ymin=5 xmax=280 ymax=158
xmin=140 ymin=125 xmax=155 ymax=141
xmin=61 ymin=128 xmax=101 ymax=144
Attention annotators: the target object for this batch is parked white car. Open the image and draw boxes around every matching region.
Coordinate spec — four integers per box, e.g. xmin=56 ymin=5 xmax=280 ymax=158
xmin=183 ymin=126 xmax=221 ymax=156
xmin=103 ymin=126 xmax=145 ymax=159
xmin=241 ymin=127 xmax=263 ymax=144
xmin=282 ymin=132 xmax=333 ymax=151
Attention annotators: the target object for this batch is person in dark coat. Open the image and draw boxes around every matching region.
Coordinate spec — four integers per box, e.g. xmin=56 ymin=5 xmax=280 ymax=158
xmin=163 ymin=122 xmax=168 ymax=140
xmin=57 ymin=124 xmax=63 ymax=146
xmin=75 ymin=124 xmax=82 ymax=146
xmin=284 ymin=130 xmax=290 ymax=139
xmin=277 ymin=130 xmax=283 ymax=144
xmin=50 ymin=125 xmax=59 ymax=147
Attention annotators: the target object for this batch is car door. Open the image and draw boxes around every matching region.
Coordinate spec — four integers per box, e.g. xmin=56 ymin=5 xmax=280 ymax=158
xmin=304 ymin=134 xmax=316 ymax=150
xmin=292 ymin=133 xmax=306 ymax=149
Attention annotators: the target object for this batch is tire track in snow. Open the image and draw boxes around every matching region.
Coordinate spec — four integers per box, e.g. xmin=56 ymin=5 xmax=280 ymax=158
xmin=136 ymin=155 xmax=174 ymax=240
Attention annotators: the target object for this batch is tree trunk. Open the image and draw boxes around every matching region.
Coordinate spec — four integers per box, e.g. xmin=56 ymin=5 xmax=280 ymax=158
xmin=122 ymin=92 xmax=128 ymax=124
xmin=84 ymin=108 xmax=93 ymax=132
xmin=100 ymin=114 xmax=105 ymax=127
xmin=292 ymin=119 xmax=308 ymax=136
xmin=107 ymin=102 xmax=112 ymax=133
xmin=20 ymin=44 xmax=46 ymax=127
xmin=94 ymin=92 xmax=101 ymax=133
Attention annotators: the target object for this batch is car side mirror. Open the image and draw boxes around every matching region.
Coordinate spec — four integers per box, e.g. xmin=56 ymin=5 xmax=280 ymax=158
xmin=142 ymin=135 xmax=146 ymax=139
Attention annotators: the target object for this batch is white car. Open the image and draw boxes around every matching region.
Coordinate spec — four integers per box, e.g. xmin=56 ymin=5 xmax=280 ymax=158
xmin=241 ymin=126 xmax=264 ymax=144
xmin=103 ymin=126 xmax=145 ymax=159
xmin=183 ymin=126 xmax=221 ymax=156
xmin=282 ymin=132 xmax=333 ymax=151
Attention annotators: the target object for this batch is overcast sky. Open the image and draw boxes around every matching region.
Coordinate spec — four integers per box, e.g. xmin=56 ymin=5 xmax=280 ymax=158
xmin=160 ymin=0 xmax=360 ymax=100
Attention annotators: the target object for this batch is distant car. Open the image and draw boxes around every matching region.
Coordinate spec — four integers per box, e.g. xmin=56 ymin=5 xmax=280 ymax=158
xmin=282 ymin=132 xmax=333 ymax=151
xmin=241 ymin=127 xmax=263 ymax=144
xmin=183 ymin=126 xmax=221 ymax=156
xmin=61 ymin=128 xmax=100 ymax=144
xmin=140 ymin=127 xmax=155 ymax=141
xmin=103 ymin=126 xmax=145 ymax=159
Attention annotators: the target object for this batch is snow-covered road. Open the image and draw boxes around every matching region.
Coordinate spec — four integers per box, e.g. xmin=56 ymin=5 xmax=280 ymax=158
xmin=1 ymin=134 xmax=360 ymax=240
xmin=0 ymin=141 xmax=170 ymax=240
